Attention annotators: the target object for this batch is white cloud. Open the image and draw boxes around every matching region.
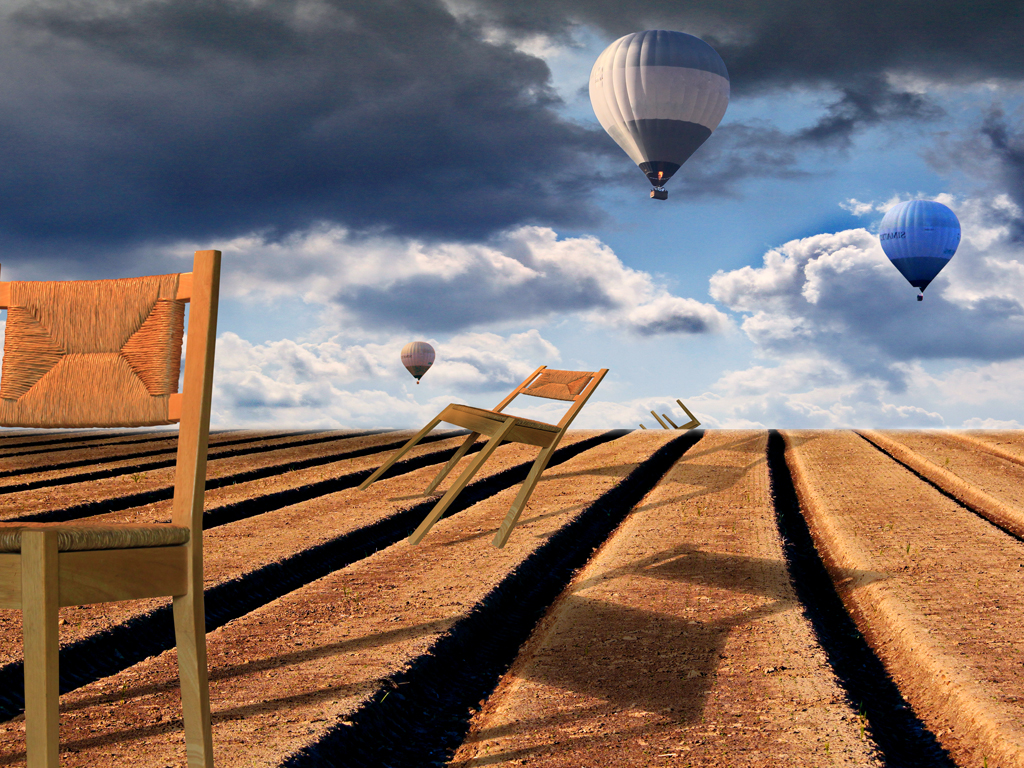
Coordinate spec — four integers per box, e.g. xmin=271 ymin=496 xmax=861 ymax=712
xmin=687 ymin=358 xmax=946 ymax=429
xmin=169 ymin=225 xmax=730 ymax=339
xmin=696 ymin=194 xmax=1024 ymax=427
xmin=210 ymin=327 xmax=585 ymax=429
xmin=961 ymin=417 xmax=1024 ymax=429
xmin=709 ymin=200 xmax=1024 ymax=380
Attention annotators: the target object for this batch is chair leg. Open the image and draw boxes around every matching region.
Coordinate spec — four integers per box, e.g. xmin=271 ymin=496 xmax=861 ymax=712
xmin=408 ymin=418 xmax=517 ymax=545
xmin=358 ymin=417 xmax=443 ymax=491
xmin=22 ymin=530 xmax=60 ymax=768
xmin=173 ymin=588 xmax=213 ymax=768
xmin=423 ymin=431 xmax=479 ymax=496
xmin=492 ymin=442 xmax=559 ymax=549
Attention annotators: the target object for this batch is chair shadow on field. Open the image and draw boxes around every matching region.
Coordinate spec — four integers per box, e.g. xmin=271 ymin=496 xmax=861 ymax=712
xmin=458 ymin=429 xmax=879 ymax=766
xmin=459 ymin=590 xmax=788 ymax=766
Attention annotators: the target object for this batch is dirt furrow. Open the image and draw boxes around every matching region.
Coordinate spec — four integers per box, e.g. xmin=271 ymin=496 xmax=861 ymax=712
xmin=452 ymin=430 xmax=880 ymax=768
xmin=0 ymin=429 xmax=312 ymax=459
xmin=950 ymin=431 xmax=1024 ymax=461
xmin=858 ymin=430 xmax=1024 ymax=539
xmin=0 ymin=430 xmax=448 ymax=521
xmin=0 ymin=431 xmax=478 ymax=667
xmin=0 ymin=429 xmax=395 ymax=499
xmin=941 ymin=432 xmax=1024 ymax=468
xmin=0 ymin=431 xmax=677 ymax=767
xmin=0 ymin=429 xmax=351 ymax=478
xmin=0 ymin=430 xmax=143 ymax=452
xmin=0 ymin=431 xmax=617 ymax=723
xmin=770 ymin=432 xmax=955 ymax=768
xmin=784 ymin=430 xmax=1024 ymax=768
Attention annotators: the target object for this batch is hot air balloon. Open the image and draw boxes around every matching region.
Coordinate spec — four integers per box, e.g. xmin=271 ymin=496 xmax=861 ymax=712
xmin=589 ymin=30 xmax=730 ymax=200
xmin=401 ymin=341 xmax=435 ymax=384
xmin=878 ymin=200 xmax=961 ymax=301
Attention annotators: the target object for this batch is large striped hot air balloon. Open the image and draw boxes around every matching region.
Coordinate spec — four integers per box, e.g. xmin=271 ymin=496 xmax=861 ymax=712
xmin=878 ymin=200 xmax=961 ymax=301
xmin=401 ymin=341 xmax=435 ymax=384
xmin=589 ymin=30 xmax=730 ymax=200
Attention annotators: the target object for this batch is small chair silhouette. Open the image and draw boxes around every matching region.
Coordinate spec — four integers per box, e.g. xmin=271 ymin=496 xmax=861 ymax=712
xmin=359 ymin=366 xmax=608 ymax=548
xmin=0 ymin=250 xmax=221 ymax=767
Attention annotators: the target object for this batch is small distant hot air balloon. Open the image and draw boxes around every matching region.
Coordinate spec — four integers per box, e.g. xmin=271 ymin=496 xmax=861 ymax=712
xmin=401 ymin=341 xmax=435 ymax=384
xmin=878 ymin=200 xmax=961 ymax=301
xmin=589 ymin=30 xmax=730 ymax=200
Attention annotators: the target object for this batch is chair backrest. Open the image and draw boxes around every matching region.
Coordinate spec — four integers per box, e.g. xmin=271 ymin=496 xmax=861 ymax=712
xmin=494 ymin=365 xmax=608 ymax=430
xmin=0 ymin=250 xmax=221 ymax=535
xmin=520 ymin=368 xmax=598 ymax=402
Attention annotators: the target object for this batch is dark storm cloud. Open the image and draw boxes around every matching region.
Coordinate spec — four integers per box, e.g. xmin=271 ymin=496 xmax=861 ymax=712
xmin=467 ymin=0 xmax=1021 ymax=145
xmin=338 ymin=267 xmax=614 ymax=332
xmin=464 ymin=0 xmax=1024 ymax=88
xmin=0 ymin=0 xmax=617 ymax=260
xmin=666 ymin=122 xmax=810 ymax=199
xmin=924 ymin=107 xmax=1024 ymax=241
xmin=978 ymin=111 xmax=1024 ymax=241
xmin=794 ymin=75 xmax=943 ymax=148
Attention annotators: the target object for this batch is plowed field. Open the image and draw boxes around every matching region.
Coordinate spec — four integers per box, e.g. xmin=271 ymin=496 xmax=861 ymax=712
xmin=0 ymin=428 xmax=1021 ymax=767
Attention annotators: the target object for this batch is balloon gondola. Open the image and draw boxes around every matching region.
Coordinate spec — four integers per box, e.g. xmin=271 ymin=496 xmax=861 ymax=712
xmin=878 ymin=200 xmax=961 ymax=302
xmin=589 ymin=30 xmax=730 ymax=200
xmin=401 ymin=341 xmax=435 ymax=384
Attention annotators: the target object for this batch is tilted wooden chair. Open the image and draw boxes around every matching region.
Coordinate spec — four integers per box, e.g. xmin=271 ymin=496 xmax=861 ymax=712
xmin=0 ymin=250 xmax=221 ymax=767
xmin=359 ymin=365 xmax=608 ymax=548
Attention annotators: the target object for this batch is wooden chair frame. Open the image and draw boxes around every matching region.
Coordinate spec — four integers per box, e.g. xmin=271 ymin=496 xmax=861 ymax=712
xmin=641 ymin=399 xmax=700 ymax=431
xmin=359 ymin=365 xmax=608 ymax=548
xmin=0 ymin=250 xmax=221 ymax=767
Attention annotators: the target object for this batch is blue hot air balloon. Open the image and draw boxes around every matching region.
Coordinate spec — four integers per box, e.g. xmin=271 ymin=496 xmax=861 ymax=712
xmin=589 ymin=30 xmax=730 ymax=200
xmin=878 ymin=200 xmax=961 ymax=301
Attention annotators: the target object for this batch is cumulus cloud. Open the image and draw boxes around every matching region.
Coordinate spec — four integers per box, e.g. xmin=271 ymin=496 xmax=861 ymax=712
xmin=709 ymin=201 xmax=1024 ymax=384
xmin=174 ymin=225 xmax=731 ymax=338
xmin=210 ymin=326 xmax=580 ymax=428
xmin=692 ymin=193 xmax=1024 ymax=427
xmin=684 ymin=358 xmax=946 ymax=429
xmin=961 ymin=417 xmax=1024 ymax=429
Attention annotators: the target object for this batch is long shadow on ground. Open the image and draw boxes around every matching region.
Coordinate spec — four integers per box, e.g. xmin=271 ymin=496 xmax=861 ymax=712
xmin=768 ymin=430 xmax=955 ymax=768
xmin=281 ymin=429 xmax=704 ymax=768
xmin=0 ymin=430 xmax=625 ymax=722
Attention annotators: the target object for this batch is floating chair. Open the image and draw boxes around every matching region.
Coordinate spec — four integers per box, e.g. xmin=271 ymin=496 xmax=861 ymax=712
xmin=640 ymin=399 xmax=701 ymax=430
xmin=0 ymin=251 xmax=221 ymax=768
xmin=359 ymin=365 xmax=608 ymax=548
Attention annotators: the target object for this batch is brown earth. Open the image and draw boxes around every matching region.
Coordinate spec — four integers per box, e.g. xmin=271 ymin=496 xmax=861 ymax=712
xmin=451 ymin=430 xmax=879 ymax=768
xmin=0 ymin=428 xmax=1023 ymax=767
xmin=0 ymin=429 xmax=669 ymax=766
xmin=0 ymin=429 xmax=595 ymax=664
xmin=785 ymin=430 xmax=1024 ymax=768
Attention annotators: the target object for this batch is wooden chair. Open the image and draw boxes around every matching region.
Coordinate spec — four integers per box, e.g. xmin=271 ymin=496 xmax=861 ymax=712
xmin=359 ymin=366 xmax=608 ymax=548
xmin=0 ymin=250 xmax=221 ymax=767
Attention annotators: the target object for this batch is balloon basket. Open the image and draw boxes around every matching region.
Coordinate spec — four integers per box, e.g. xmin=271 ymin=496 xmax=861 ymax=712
xmin=650 ymin=188 xmax=668 ymax=200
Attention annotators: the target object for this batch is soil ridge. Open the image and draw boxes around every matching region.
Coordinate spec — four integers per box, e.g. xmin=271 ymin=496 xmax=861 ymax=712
xmin=857 ymin=429 xmax=1024 ymax=539
xmin=785 ymin=430 xmax=1024 ymax=768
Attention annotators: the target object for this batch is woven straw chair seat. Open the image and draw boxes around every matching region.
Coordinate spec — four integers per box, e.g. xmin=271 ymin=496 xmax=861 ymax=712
xmin=447 ymin=404 xmax=559 ymax=433
xmin=0 ymin=523 xmax=189 ymax=553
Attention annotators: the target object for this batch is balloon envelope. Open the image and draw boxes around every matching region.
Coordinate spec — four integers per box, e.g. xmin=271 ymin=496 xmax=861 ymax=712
xmin=589 ymin=30 xmax=730 ymax=189
xmin=401 ymin=341 xmax=435 ymax=383
xmin=878 ymin=200 xmax=961 ymax=294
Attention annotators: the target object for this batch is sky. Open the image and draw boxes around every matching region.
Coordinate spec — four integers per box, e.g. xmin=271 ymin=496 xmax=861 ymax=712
xmin=2 ymin=0 xmax=1024 ymax=430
